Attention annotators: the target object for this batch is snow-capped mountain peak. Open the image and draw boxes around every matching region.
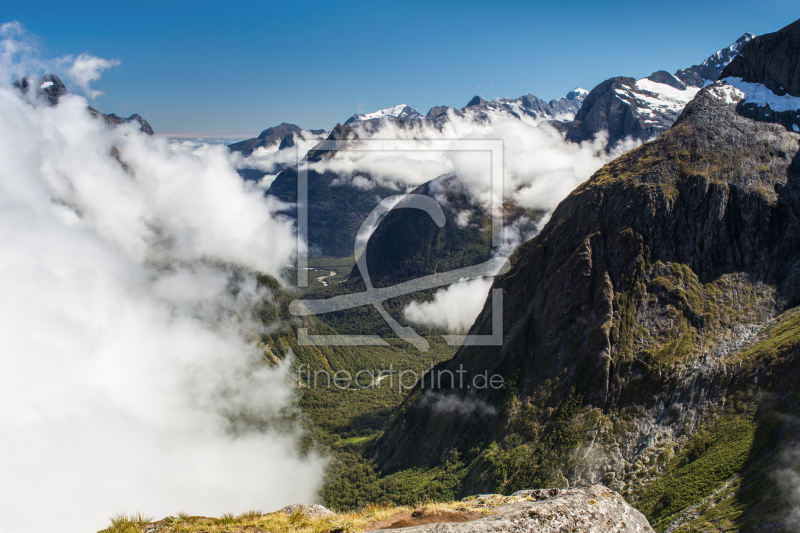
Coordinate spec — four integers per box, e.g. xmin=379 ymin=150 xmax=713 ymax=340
xmin=566 ymin=87 xmax=588 ymax=100
xmin=344 ymin=104 xmax=423 ymax=124
xmin=701 ymin=32 xmax=756 ymax=71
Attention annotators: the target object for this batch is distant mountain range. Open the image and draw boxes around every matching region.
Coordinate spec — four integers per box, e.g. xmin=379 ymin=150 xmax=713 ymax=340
xmin=231 ymin=31 xmax=753 ymax=167
xmin=228 ymin=31 xmax=757 ymax=263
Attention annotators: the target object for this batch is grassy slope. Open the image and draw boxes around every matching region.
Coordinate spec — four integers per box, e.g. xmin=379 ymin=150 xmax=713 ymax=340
xmin=99 ymin=500 xmax=492 ymax=533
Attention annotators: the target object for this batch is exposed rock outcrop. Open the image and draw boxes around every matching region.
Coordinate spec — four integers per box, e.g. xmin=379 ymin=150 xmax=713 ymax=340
xmin=373 ymin=485 xmax=653 ymax=533
xmin=12 ymin=73 xmax=67 ymax=105
xmin=275 ymin=503 xmax=334 ymax=518
xmin=88 ymin=108 xmax=154 ymax=135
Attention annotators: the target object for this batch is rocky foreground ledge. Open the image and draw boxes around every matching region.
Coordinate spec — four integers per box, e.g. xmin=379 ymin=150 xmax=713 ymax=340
xmin=367 ymin=485 xmax=653 ymax=533
xmin=102 ymin=484 xmax=652 ymax=533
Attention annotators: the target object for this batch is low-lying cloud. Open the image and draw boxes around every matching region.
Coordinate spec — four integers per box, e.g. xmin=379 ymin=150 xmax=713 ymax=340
xmin=0 ymin=26 xmax=322 ymax=533
xmin=419 ymin=390 xmax=497 ymax=417
xmin=307 ymin=108 xmax=640 ymax=214
xmin=66 ymin=53 xmax=120 ymax=98
xmin=404 ymin=277 xmax=494 ymax=332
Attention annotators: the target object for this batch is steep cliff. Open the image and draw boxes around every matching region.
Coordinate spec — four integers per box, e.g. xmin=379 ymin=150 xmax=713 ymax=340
xmin=372 ymin=17 xmax=800 ymax=533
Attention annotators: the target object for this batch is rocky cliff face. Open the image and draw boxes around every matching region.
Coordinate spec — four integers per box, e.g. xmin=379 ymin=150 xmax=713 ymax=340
xmin=372 ymin=17 xmax=800 ymax=533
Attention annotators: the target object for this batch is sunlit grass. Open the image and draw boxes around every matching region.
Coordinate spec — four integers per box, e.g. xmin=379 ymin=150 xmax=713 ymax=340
xmin=97 ymin=498 xmax=496 ymax=533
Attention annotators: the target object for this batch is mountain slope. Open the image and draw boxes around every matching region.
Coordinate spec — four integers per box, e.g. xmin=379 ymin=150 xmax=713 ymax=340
xmin=229 ymin=123 xmax=327 ymax=156
xmin=371 ymin=17 xmax=800 ymax=533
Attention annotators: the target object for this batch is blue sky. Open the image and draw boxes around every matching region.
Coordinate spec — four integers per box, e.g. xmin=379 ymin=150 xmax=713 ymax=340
xmin=5 ymin=0 xmax=798 ymax=135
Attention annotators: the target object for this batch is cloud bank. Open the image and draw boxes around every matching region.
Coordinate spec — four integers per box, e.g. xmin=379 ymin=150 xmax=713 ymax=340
xmin=404 ymin=278 xmax=494 ymax=332
xmin=308 ymin=109 xmax=639 ymax=214
xmin=0 ymin=29 xmax=322 ymax=533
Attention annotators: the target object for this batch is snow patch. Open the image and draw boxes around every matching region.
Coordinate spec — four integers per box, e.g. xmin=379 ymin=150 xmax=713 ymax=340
xmin=721 ymin=77 xmax=800 ymax=112
xmin=702 ymin=33 xmax=755 ymax=69
xmin=40 ymin=81 xmax=54 ymax=89
xmin=351 ymin=104 xmax=421 ymax=122
xmin=707 ymin=83 xmax=745 ymax=105
xmin=636 ymin=78 xmax=699 ymax=105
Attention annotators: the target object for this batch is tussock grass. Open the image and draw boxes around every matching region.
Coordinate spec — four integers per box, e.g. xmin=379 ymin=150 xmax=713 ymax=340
xmin=98 ymin=499 xmax=492 ymax=533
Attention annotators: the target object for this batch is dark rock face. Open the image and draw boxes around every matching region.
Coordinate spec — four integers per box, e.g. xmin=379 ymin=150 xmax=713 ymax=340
xmin=357 ymin=173 xmax=542 ymax=288
xmin=278 ymin=132 xmax=296 ymax=150
xmin=89 ymin=109 xmax=155 ymax=135
xmin=266 ymin=165 xmax=398 ymax=257
xmin=551 ymin=76 xmax=670 ymax=147
xmin=377 ymin=80 xmax=800 ymax=462
xmin=228 ymin=123 xmax=305 ymax=156
xmin=426 ymin=105 xmax=452 ymax=120
xmin=13 ymin=74 xmax=68 ymax=105
xmin=646 ymin=70 xmax=687 ymax=90
xmin=721 ymin=20 xmax=800 ymax=97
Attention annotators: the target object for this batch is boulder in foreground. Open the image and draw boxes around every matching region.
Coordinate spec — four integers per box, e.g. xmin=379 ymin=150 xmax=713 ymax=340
xmin=373 ymin=485 xmax=653 ymax=533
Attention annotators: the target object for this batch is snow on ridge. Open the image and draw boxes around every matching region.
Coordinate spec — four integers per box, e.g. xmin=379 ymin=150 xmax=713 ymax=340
xmin=707 ymin=83 xmax=745 ymax=105
xmin=612 ymin=77 xmax=700 ymax=119
xmin=636 ymin=78 xmax=699 ymax=106
xmin=720 ymin=77 xmax=800 ymax=112
xmin=701 ymin=33 xmax=755 ymax=69
xmin=354 ymin=104 xmax=421 ymax=121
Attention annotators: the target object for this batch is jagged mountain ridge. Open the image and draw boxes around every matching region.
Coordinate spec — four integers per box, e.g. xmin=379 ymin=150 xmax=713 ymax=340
xmin=230 ymin=32 xmax=754 ymax=260
xmin=675 ymin=32 xmax=755 ymax=87
xmin=342 ymin=87 xmax=589 ymax=129
xmin=12 ymin=74 xmax=155 ymax=135
xmin=345 ymin=104 xmax=424 ymax=124
xmin=553 ymin=33 xmax=753 ymax=148
xmin=371 ymin=18 xmax=800 ymax=532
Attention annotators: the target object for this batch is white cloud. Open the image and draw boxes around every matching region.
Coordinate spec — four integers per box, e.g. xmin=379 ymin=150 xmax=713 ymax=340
xmin=404 ymin=277 xmax=494 ymax=332
xmin=0 ymin=22 xmax=120 ymax=99
xmin=0 ymin=33 xmax=321 ymax=533
xmin=418 ymin=391 xmax=497 ymax=417
xmin=305 ymin=108 xmax=638 ymax=217
xmin=65 ymin=53 xmax=120 ymax=98
xmin=0 ymin=21 xmax=44 ymax=83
